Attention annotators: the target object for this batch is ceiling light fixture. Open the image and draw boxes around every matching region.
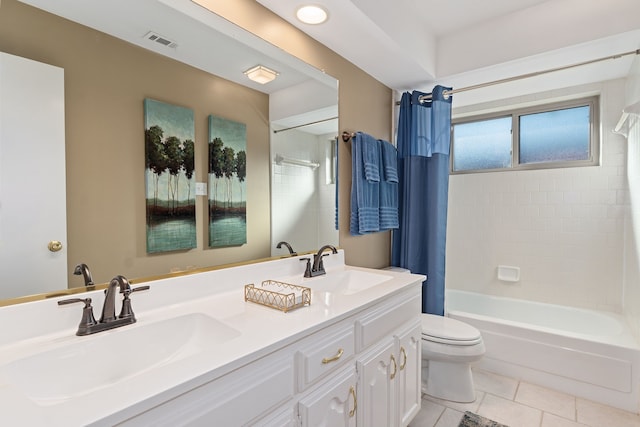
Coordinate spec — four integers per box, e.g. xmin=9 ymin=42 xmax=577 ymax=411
xmin=296 ymin=5 xmax=328 ymax=25
xmin=243 ymin=65 xmax=279 ymax=84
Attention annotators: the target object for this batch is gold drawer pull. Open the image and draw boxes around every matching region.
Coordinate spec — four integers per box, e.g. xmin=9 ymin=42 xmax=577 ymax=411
xmin=400 ymin=346 xmax=407 ymax=370
xmin=348 ymin=386 xmax=357 ymax=418
xmin=390 ymin=353 xmax=397 ymax=380
xmin=322 ymin=348 xmax=344 ymax=364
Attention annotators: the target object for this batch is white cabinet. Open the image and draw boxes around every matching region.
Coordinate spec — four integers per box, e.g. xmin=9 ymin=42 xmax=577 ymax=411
xmin=355 ymin=322 xmax=422 ymax=427
xmin=115 ymin=285 xmax=422 ymax=427
xmin=298 ymin=366 xmax=357 ymax=427
xmin=118 ymin=349 xmax=294 ymax=427
xmin=355 ymin=293 xmax=422 ymax=427
xmin=395 ymin=322 xmax=422 ymax=427
xmin=357 ymin=338 xmax=397 ymax=427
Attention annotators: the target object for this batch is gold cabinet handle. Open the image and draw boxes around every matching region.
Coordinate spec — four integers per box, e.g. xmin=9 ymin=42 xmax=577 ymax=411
xmin=48 ymin=240 xmax=63 ymax=252
xmin=322 ymin=348 xmax=344 ymax=364
xmin=348 ymin=386 xmax=357 ymax=418
xmin=400 ymin=346 xmax=407 ymax=370
xmin=390 ymin=353 xmax=397 ymax=380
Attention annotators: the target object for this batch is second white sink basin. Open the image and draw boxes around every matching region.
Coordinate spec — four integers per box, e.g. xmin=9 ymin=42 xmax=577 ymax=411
xmin=1 ymin=313 xmax=240 ymax=406
xmin=308 ymin=269 xmax=392 ymax=295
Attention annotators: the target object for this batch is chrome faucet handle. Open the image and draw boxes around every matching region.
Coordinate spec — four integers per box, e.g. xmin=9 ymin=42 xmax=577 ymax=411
xmin=300 ymin=257 xmax=312 ymax=278
xmin=57 ymin=297 xmax=98 ymax=336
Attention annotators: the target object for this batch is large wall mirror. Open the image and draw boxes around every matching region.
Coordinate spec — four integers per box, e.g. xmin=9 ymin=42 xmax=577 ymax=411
xmin=0 ymin=0 xmax=338 ymax=304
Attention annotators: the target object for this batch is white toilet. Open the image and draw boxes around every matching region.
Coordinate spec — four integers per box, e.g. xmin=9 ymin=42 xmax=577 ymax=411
xmin=383 ymin=266 xmax=485 ymax=403
xmin=421 ymin=313 xmax=485 ymax=403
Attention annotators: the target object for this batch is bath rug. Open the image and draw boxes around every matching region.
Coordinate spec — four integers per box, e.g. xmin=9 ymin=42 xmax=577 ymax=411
xmin=458 ymin=411 xmax=509 ymax=427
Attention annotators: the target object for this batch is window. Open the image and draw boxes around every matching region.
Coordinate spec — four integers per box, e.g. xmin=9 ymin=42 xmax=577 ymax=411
xmin=451 ymin=96 xmax=599 ymax=173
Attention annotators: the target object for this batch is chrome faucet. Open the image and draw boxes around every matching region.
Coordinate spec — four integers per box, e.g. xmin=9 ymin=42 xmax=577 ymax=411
xmin=58 ymin=275 xmax=149 ymax=336
xmin=302 ymin=244 xmax=338 ymax=277
xmin=73 ymin=263 xmax=95 ymax=288
xmin=276 ymin=241 xmax=297 ymax=256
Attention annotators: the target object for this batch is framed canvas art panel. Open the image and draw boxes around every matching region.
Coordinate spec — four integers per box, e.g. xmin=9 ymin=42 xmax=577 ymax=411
xmin=208 ymin=115 xmax=247 ymax=248
xmin=144 ymin=98 xmax=196 ymax=253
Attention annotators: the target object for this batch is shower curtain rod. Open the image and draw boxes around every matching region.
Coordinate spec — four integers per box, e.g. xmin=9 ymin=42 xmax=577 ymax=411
xmin=402 ymin=49 xmax=640 ymax=104
xmin=273 ymin=116 xmax=338 ymax=134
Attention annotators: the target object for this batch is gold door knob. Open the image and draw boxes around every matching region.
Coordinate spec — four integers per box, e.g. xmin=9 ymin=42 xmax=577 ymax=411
xmin=48 ymin=240 xmax=63 ymax=252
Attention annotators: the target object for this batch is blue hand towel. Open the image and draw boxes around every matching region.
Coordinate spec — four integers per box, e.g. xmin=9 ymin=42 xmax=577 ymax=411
xmin=350 ymin=132 xmax=380 ymax=234
xmin=360 ymin=132 xmax=380 ymax=182
xmin=379 ymin=140 xmax=399 ymax=230
xmin=381 ymin=140 xmax=398 ymax=183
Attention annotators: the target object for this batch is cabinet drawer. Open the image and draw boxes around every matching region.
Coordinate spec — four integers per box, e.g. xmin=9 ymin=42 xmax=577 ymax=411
xmin=118 ymin=350 xmax=294 ymax=427
xmin=355 ymin=293 xmax=421 ymax=351
xmin=296 ymin=323 xmax=355 ymax=390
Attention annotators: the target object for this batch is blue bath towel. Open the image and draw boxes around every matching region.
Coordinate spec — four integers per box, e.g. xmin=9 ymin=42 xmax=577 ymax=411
xmin=380 ymin=140 xmax=399 ymax=230
xmin=350 ymin=132 xmax=380 ymax=234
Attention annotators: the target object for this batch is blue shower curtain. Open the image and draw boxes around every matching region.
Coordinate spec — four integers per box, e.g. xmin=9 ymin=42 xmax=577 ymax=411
xmin=392 ymin=86 xmax=452 ymax=315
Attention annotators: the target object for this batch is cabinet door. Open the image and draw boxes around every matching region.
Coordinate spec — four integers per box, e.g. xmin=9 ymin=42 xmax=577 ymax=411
xmin=357 ymin=338 xmax=396 ymax=427
xmin=396 ymin=322 xmax=422 ymax=427
xmin=298 ymin=366 xmax=357 ymax=427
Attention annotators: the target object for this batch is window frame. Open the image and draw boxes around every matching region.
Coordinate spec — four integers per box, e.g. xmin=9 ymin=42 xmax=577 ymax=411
xmin=450 ymin=96 xmax=600 ymax=174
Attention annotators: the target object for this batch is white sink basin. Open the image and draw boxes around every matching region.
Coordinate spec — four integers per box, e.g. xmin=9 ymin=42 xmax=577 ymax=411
xmin=307 ymin=269 xmax=392 ymax=295
xmin=0 ymin=313 xmax=240 ymax=406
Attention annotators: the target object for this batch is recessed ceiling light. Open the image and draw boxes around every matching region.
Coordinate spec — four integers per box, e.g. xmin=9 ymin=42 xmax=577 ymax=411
xmin=296 ymin=5 xmax=328 ymax=25
xmin=244 ymin=65 xmax=279 ymax=84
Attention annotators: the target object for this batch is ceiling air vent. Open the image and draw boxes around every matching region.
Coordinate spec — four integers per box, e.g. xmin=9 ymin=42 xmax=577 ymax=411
xmin=144 ymin=31 xmax=178 ymax=49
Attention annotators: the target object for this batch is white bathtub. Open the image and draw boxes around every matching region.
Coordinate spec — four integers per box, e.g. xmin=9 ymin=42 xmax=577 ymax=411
xmin=446 ymin=289 xmax=640 ymax=413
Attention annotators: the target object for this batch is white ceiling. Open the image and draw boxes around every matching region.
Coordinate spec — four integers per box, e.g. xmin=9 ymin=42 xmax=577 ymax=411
xmin=257 ymin=0 xmax=640 ymax=104
xmin=17 ymin=0 xmax=640 ymax=109
xmin=17 ymin=0 xmax=341 ymax=134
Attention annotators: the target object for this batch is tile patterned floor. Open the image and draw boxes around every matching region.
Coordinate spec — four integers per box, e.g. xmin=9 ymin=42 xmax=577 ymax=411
xmin=409 ymin=370 xmax=640 ymax=427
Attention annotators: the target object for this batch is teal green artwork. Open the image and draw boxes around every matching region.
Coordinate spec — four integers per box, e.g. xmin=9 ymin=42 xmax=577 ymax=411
xmin=144 ymin=98 xmax=196 ymax=253
xmin=208 ymin=115 xmax=247 ymax=248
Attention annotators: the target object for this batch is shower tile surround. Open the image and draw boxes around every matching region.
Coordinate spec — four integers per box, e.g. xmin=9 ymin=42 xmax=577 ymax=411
xmin=446 ymin=78 xmax=630 ymax=314
xmin=270 ymin=128 xmax=338 ymax=254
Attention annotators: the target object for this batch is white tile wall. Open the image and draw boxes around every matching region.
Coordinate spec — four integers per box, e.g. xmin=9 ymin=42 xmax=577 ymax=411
xmin=270 ymin=129 xmax=338 ymax=255
xmin=446 ymin=79 xmax=629 ymax=312
xmin=623 ymin=57 xmax=640 ymax=342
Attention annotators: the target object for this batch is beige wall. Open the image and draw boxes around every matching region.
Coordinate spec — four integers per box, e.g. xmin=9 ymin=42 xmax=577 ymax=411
xmin=0 ymin=0 xmax=392 ymax=289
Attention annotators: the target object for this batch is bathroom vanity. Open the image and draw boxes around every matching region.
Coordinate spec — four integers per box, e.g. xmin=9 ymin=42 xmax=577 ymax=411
xmin=0 ymin=250 xmax=424 ymax=426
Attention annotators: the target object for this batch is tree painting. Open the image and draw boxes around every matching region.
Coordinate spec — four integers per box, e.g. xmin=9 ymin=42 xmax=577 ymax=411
xmin=208 ymin=115 xmax=247 ymax=247
xmin=144 ymin=99 xmax=196 ymax=253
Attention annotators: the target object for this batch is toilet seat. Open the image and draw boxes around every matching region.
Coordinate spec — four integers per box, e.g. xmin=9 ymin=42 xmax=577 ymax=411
xmin=421 ymin=314 xmax=483 ymax=346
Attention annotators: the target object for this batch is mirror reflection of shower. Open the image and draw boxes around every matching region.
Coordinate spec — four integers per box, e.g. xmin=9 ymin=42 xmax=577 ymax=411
xmin=270 ymin=79 xmax=339 ymax=256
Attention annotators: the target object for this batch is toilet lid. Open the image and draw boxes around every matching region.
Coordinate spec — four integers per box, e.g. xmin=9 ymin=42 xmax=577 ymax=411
xmin=421 ymin=314 xmax=482 ymax=345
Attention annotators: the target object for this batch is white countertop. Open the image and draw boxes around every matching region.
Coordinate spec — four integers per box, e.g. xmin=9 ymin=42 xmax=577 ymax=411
xmin=0 ymin=251 xmax=424 ymax=426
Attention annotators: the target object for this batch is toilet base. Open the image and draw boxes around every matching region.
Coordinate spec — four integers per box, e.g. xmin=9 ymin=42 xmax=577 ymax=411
xmin=422 ymin=360 xmax=476 ymax=403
